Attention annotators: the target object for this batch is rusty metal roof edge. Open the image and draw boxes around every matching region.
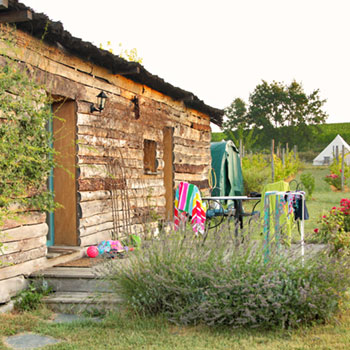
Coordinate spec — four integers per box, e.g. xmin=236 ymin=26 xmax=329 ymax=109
xmin=6 ymin=0 xmax=223 ymax=126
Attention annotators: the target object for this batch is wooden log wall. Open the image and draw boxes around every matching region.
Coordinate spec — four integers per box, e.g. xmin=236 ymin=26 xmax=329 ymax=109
xmin=0 ymin=212 xmax=48 ymax=302
xmin=0 ymin=27 xmax=212 ymax=258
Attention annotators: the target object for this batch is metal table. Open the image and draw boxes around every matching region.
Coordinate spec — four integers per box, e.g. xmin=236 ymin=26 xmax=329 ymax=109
xmin=202 ymin=196 xmax=261 ymax=232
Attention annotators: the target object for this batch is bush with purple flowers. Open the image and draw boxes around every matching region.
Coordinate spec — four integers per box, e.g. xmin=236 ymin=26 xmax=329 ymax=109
xmin=107 ymin=230 xmax=350 ymax=329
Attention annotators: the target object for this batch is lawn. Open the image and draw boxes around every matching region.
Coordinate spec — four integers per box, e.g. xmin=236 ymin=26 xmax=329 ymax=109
xmin=1 ymin=307 xmax=350 ymax=350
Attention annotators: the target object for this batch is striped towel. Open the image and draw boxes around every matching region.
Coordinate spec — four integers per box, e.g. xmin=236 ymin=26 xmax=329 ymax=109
xmin=174 ymin=181 xmax=207 ymax=234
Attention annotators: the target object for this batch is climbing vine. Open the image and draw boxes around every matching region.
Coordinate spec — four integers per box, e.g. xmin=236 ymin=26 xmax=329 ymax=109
xmin=0 ymin=29 xmax=57 ymax=243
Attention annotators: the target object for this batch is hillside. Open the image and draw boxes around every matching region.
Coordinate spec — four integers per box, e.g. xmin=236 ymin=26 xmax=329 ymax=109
xmin=212 ymin=122 xmax=350 ymax=151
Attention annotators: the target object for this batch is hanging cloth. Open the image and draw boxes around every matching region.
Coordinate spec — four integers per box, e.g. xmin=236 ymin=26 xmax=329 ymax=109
xmin=292 ymin=191 xmax=309 ymax=220
xmin=260 ymin=181 xmax=292 ymax=245
xmin=174 ymin=182 xmax=207 ymax=234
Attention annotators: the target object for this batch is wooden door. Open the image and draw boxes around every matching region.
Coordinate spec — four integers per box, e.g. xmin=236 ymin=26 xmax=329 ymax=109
xmin=52 ymin=101 xmax=78 ymax=246
xmin=163 ymin=127 xmax=174 ymax=220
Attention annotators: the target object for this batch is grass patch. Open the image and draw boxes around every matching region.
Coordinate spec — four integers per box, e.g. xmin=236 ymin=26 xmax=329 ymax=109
xmin=2 ymin=307 xmax=350 ymax=349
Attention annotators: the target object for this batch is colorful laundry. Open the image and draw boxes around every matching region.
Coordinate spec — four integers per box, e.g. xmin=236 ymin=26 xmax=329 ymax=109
xmin=260 ymin=181 xmax=292 ymax=245
xmin=174 ymin=181 xmax=207 ymax=234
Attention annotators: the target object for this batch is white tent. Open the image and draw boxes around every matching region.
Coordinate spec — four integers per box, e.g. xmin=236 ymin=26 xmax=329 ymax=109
xmin=313 ymin=134 xmax=350 ymax=165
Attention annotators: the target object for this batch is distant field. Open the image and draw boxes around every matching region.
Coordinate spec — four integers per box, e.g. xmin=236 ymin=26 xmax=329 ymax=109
xmin=212 ymin=122 xmax=350 ymax=151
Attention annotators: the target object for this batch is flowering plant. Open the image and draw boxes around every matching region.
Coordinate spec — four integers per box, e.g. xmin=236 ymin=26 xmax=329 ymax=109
xmin=325 ymin=154 xmax=350 ymax=190
xmin=324 ymin=173 xmax=344 ymax=190
xmin=340 ymin=198 xmax=350 ymax=231
xmin=314 ymin=198 xmax=350 ymax=255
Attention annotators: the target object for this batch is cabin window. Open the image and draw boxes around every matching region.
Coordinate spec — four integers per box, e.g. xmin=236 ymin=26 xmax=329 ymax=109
xmin=144 ymin=139 xmax=157 ymax=174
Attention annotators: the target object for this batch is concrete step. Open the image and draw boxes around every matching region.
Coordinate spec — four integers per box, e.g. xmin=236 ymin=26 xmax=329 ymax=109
xmin=42 ymin=291 xmax=122 ymax=314
xmin=30 ymin=258 xmax=124 ymax=314
xmin=31 ymin=266 xmax=113 ymax=293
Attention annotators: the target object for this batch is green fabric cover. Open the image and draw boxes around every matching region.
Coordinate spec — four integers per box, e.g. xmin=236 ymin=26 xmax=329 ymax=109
xmin=259 ymin=180 xmax=292 ymax=245
xmin=210 ymin=141 xmax=244 ymax=197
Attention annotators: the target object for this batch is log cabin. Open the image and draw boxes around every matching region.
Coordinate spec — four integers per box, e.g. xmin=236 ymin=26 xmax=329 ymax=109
xmin=0 ymin=0 xmax=223 ymax=308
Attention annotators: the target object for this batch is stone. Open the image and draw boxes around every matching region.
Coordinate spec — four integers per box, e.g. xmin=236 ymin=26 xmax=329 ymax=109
xmin=4 ymin=333 xmax=61 ymax=349
xmin=52 ymin=313 xmax=102 ymax=323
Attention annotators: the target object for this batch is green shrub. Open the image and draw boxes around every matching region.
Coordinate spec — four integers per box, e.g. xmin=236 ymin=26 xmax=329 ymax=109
xmin=298 ymin=150 xmax=319 ymax=163
xmin=313 ymin=199 xmax=350 ymax=255
xmin=325 ymin=155 xmax=350 ymax=190
xmin=107 ymin=232 xmax=350 ymax=329
xmin=274 ymin=151 xmax=302 ymax=182
xmin=242 ymin=154 xmax=270 ymax=194
xmin=300 ymin=172 xmax=315 ymax=199
xmin=14 ymin=282 xmax=51 ymax=312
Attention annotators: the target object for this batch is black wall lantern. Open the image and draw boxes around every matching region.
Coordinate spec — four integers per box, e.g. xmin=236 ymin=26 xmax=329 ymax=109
xmin=90 ymin=91 xmax=108 ymax=113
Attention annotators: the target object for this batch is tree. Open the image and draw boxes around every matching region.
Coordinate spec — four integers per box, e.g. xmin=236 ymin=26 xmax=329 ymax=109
xmin=223 ymin=80 xmax=328 ymax=149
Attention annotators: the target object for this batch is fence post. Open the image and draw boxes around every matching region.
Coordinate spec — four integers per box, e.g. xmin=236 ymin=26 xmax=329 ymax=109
xmin=239 ymin=139 xmax=243 ymax=167
xmin=271 ymin=139 xmax=275 ymax=183
xmin=341 ymin=145 xmax=345 ymax=192
xmin=293 ymin=145 xmax=297 ymax=159
xmin=336 ymin=146 xmax=339 ymax=163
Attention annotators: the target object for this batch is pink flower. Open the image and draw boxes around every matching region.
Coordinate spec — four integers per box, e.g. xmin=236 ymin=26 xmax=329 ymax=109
xmin=314 ymin=228 xmax=319 ymax=234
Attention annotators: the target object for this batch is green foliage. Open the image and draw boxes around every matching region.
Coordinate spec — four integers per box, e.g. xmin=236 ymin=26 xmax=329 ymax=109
xmin=298 ymin=150 xmax=319 ymax=162
xmin=313 ymin=199 xmax=350 ymax=255
xmin=324 ymin=155 xmax=350 ymax=190
xmin=300 ymin=172 xmax=315 ymax=199
xmin=329 ymin=155 xmax=350 ymax=178
xmin=222 ymin=80 xmax=328 ymax=151
xmin=0 ymin=32 xmax=58 ymax=260
xmin=0 ymin=56 xmax=57 ymax=226
xmin=211 ymin=132 xmax=227 ymax=142
xmin=223 ymin=98 xmax=248 ymax=130
xmin=324 ymin=174 xmax=343 ymax=190
xmin=107 ymin=232 xmax=350 ymax=329
xmin=274 ymin=151 xmax=302 ymax=182
xmin=241 ymin=154 xmax=270 ymax=194
xmin=241 ymin=151 xmax=301 ymax=195
xmin=311 ymin=123 xmax=350 ymax=151
xmin=14 ymin=282 xmax=52 ymax=312
xmin=213 ymin=123 xmax=350 ymax=154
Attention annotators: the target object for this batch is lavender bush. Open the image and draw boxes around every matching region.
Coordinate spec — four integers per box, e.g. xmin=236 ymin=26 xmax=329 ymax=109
xmin=107 ymin=226 xmax=350 ymax=328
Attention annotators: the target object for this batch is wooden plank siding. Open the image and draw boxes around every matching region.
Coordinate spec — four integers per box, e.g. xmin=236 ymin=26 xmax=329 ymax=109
xmin=0 ymin=26 xmax=212 ymax=283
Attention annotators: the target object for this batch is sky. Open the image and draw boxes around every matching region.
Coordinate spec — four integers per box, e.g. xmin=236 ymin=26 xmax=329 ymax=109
xmin=23 ymin=0 xmax=350 ymax=131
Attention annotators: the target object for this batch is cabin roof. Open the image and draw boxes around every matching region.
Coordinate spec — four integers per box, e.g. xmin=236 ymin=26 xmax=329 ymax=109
xmin=2 ymin=0 xmax=224 ymax=126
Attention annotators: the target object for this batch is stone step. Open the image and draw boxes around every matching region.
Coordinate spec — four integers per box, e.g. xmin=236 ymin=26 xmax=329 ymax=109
xmin=42 ymin=291 xmax=122 ymax=314
xmin=31 ymin=266 xmax=113 ymax=293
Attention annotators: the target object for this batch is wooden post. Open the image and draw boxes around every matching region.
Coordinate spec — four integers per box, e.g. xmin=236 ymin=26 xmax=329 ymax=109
xmin=293 ymin=145 xmax=297 ymax=160
xmin=239 ymin=139 xmax=243 ymax=168
xmin=336 ymin=146 xmax=339 ymax=163
xmin=286 ymin=143 xmax=289 ymax=156
xmin=341 ymin=145 xmax=345 ymax=192
xmin=282 ymin=148 xmax=285 ymax=166
xmin=271 ymin=139 xmax=275 ymax=183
